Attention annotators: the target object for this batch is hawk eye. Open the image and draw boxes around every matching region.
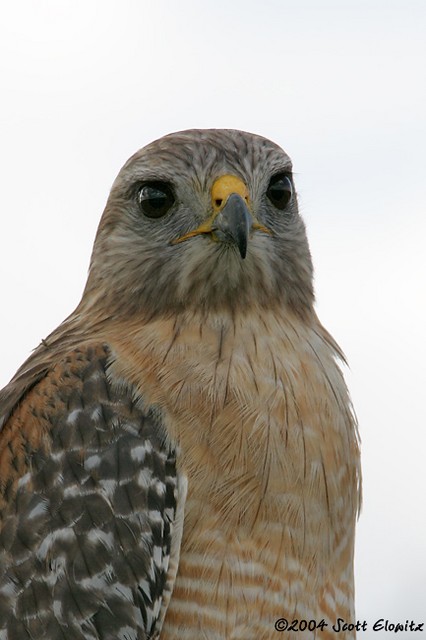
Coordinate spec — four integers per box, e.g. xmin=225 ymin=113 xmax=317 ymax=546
xmin=137 ymin=181 xmax=174 ymax=218
xmin=266 ymin=173 xmax=293 ymax=210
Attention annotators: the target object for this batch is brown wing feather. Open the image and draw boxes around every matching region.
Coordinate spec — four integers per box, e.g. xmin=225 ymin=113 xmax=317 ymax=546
xmin=0 ymin=342 xmax=182 ymax=640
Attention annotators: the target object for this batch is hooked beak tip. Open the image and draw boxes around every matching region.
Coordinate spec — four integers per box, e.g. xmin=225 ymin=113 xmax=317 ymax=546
xmin=212 ymin=193 xmax=251 ymax=259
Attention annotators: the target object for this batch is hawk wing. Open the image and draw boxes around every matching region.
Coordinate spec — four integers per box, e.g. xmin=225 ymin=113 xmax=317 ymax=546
xmin=0 ymin=343 xmax=185 ymax=640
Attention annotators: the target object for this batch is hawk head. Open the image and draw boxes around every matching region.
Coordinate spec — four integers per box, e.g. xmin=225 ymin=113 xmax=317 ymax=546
xmin=83 ymin=129 xmax=314 ymax=318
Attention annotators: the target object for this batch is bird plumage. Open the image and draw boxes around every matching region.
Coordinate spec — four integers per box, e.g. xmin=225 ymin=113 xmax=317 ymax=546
xmin=0 ymin=344 xmax=182 ymax=640
xmin=0 ymin=129 xmax=360 ymax=639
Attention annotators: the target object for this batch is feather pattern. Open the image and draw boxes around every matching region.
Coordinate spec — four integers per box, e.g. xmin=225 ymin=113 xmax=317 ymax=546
xmin=0 ymin=344 xmax=182 ymax=640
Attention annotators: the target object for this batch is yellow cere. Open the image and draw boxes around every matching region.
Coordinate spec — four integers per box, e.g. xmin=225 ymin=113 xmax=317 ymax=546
xmin=171 ymin=173 xmax=271 ymax=245
xmin=211 ymin=175 xmax=250 ymax=211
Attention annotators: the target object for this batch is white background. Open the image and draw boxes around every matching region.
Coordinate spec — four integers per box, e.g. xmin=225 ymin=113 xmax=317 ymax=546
xmin=1 ymin=1 xmax=425 ymax=636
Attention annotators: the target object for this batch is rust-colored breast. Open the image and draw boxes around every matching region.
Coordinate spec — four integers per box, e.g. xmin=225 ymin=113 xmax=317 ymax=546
xmin=108 ymin=311 xmax=361 ymax=639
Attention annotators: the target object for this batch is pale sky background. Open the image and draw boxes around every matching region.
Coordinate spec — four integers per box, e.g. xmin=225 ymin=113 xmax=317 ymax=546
xmin=1 ymin=0 xmax=425 ymax=636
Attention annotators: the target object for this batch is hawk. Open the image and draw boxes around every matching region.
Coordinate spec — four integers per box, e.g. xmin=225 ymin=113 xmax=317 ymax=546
xmin=0 ymin=129 xmax=361 ymax=639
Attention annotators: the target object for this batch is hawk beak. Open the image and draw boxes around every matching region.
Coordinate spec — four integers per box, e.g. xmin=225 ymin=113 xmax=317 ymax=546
xmin=171 ymin=174 xmax=272 ymax=259
xmin=211 ymin=193 xmax=251 ymax=259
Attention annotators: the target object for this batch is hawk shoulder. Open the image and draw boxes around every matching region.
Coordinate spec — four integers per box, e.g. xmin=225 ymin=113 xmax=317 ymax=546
xmin=0 ymin=343 xmax=183 ymax=640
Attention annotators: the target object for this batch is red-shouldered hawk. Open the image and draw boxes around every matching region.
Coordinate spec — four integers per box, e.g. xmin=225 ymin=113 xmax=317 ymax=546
xmin=0 ymin=129 xmax=361 ymax=639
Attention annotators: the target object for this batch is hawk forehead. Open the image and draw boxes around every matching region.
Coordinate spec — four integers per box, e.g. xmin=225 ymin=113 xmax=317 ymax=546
xmin=114 ymin=129 xmax=292 ymax=192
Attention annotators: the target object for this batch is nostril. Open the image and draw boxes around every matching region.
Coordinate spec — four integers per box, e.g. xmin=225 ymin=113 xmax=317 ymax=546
xmin=215 ymin=199 xmax=223 ymax=207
